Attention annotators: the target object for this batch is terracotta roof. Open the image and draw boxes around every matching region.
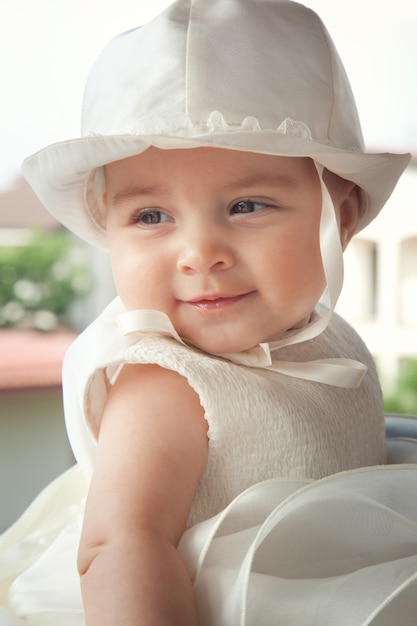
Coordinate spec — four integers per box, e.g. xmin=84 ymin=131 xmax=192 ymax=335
xmin=0 ymin=178 xmax=59 ymax=230
xmin=0 ymin=329 xmax=75 ymax=391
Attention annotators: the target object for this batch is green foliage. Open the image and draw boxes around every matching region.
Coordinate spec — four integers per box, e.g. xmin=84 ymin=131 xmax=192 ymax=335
xmin=384 ymin=359 xmax=417 ymax=416
xmin=0 ymin=229 xmax=91 ymax=331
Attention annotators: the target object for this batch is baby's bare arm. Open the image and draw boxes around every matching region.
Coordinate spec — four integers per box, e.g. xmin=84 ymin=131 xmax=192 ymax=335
xmin=78 ymin=363 xmax=208 ymax=625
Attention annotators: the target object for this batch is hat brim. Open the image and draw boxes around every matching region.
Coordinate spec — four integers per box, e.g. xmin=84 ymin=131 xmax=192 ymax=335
xmin=22 ymin=131 xmax=410 ymax=249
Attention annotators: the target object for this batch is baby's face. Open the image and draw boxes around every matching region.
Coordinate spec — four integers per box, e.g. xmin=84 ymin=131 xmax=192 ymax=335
xmin=104 ymin=147 xmax=327 ymax=354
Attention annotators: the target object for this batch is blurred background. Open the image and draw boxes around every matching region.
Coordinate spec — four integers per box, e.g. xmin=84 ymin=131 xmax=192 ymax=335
xmin=1 ymin=0 xmax=416 ymax=530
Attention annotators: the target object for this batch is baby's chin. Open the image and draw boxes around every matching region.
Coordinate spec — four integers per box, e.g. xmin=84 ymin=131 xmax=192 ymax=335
xmin=183 ymin=332 xmax=262 ymax=356
xmin=186 ymin=315 xmax=316 ymax=355
xmin=287 ymin=312 xmax=313 ymax=331
xmin=119 ymin=302 xmax=315 ymax=355
xmin=184 ymin=332 xmax=279 ymax=356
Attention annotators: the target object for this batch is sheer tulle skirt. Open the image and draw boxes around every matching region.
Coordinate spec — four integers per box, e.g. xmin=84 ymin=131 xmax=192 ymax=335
xmin=1 ymin=440 xmax=417 ymax=625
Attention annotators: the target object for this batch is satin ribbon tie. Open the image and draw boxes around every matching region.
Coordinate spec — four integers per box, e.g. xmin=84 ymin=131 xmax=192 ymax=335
xmin=117 ymin=309 xmax=367 ymax=388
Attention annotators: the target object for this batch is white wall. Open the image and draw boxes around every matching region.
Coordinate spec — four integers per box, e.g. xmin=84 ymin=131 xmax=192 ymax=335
xmin=337 ymin=163 xmax=417 ymax=393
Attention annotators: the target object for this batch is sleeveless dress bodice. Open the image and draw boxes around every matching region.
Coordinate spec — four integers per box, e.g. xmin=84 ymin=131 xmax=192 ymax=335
xmin=63 ymin=298 xmax=385 ymax=526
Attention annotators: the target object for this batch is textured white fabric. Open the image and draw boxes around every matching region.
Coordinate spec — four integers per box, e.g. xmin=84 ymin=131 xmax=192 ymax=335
xmin=60 ymin=298 xmax=385 ymax=526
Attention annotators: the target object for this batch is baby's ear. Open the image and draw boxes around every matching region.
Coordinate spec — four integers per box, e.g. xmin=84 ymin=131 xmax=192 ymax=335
xmin=339 ymin=183 xmax=362 ymax=251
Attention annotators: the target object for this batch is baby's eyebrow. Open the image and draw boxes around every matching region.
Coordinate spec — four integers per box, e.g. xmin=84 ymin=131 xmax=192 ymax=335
xmin=222 ymin=173 xmax=298 ymax=192
xmin=110 ymin=185 xmax=166 ymax=206
xmin=109 ymin=174 xmax=298 ymax=206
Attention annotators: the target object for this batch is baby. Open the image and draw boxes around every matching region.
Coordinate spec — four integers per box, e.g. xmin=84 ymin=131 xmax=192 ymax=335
xmin=1 ymin=1 xmax=414 ymax=625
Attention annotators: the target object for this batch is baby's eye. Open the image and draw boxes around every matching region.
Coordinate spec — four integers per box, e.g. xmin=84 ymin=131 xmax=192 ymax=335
xmin=131 ymin=209 xmax=172 ymax=225
xmin=231 ymin=200 xmax=266 ymax=214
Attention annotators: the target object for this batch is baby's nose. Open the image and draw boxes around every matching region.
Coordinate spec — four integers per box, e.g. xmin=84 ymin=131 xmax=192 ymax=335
xmin=176 ymin=232 xmax=234 ymax=275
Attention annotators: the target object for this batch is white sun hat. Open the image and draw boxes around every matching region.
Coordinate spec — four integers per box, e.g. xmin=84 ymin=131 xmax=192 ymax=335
xmin=23 ymin=0 xmax=410 ymax=249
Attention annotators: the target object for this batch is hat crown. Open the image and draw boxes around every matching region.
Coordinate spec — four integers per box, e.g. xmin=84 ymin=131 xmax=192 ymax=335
xmin=82 ymin=0 xmax=364 ymax=152
xmin=22 ymin=0 xmax=409 ymax=250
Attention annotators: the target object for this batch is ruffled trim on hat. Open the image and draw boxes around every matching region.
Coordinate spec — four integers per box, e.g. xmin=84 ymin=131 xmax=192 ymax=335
xmin=85 ymin=113 xmax=315 ymax=232
xmin=88 ymin=111 xmax=314 ymax=141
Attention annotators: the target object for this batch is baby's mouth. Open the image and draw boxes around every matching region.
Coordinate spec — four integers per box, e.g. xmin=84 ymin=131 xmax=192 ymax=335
xmin=187 ymin=293 xmax=252 ymax=310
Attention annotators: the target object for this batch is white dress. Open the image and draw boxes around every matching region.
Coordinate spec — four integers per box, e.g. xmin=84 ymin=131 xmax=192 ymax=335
xmin=1 ymin=298 xmax=417 ymax=625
